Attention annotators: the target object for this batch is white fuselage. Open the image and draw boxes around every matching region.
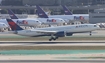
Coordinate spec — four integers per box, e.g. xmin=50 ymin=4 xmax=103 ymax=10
xmin=48 ymin=14 xmax=89 ymax=23
xmin=16 ymin=24 xmax=99 ymax=37
xmin=12 ymin=19 xmax=41 ymax=26
xmin=0 ymin=22 xmax=8 ymax=29
xmin=37 ymin=18 xmax=66 ymax=25
xmin=0 ymin=19 xmax=42 ymax=27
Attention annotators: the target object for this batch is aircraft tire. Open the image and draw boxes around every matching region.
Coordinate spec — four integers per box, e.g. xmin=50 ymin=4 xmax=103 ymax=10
xmin=49 ymin=38 xmax=52 ymax=41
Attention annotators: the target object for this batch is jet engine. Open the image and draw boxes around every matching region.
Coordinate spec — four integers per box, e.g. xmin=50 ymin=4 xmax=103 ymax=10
xmin=54 ymin=31 xmax=66 ymax=37
xmin=66 ymin=33 xmax=73 ymax=36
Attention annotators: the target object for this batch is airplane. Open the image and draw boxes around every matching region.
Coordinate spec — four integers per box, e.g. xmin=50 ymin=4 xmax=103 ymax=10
xmin=0 ymin=22 xmax=8 ymax=28
xmin=8 ymin=9 xmax=65 ymax=26
xmin=62 ymin=5 xmax=89 ymax=16
xmin=37 ymin=5 xmax=89 ymax=23
xmin=36 ymin=5 xmax=66 ymax=25
xmin=0 ymin=22 xmax=8 ymax=32
xmin=61 ymin=5 xmax=89 ymax=20
xmin=0 ymin=18 xmax=41 ymax=28
xmin=6 ymin=19 xmax=100 ymax=41
xmin=6 ymin=9 xmax=42 ymax=27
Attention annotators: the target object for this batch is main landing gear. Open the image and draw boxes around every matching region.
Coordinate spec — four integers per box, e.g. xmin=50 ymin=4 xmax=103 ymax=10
xmin=90 ymin=31 xmax=92 ymax=36
xmin=49 ymin=36 xmax=59 ymax=41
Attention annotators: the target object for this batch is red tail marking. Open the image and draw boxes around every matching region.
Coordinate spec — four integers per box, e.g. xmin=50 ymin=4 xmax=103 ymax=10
xmin=8 ymin=21 xmax=17 ymax=30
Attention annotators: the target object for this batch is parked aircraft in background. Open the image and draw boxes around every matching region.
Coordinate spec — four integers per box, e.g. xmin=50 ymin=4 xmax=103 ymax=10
xmin=0 ymin=22 xmax=8 ymax=31
xmin=36 ymin=5 xmax=89 ymax=23
xmin=61 ymin=5 xmax=89 ymax=20
xmin=0 ymin=19 xmax=41 ymax=27
xmin=8 ymin=9 xmax=65 ymax=25
xmin=7 ymin=19 xmax=99 ymax=41
xmin=0 ymin=22 xmax=8 ymax=28
xmin=36 ymin=5 xmax=66 ymax=25
xmin=7 ymin=9 xmax=42 ymax=27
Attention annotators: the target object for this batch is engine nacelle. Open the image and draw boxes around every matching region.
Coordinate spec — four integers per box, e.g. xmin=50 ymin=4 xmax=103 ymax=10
xmin=66 ymin=33 xmax=73 ymax=36
xmin=54 ymin=31 xmax=66 ymax=37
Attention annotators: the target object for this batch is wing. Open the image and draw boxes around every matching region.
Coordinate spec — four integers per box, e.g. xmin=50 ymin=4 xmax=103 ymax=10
xmin=32 ymin=30 xmax=58 ymax=34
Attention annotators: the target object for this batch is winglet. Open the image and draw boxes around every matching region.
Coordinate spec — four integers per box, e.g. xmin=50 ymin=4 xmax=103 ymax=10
xmin=6 ymin=19 xmax=23 ymax=31
xmin=7 ymin=9 xmax=18 ymax=19
xmin=61 ymin=5 xmax=73 ymax=15
xmin=36 ymin=5 xmax=49 ymax=18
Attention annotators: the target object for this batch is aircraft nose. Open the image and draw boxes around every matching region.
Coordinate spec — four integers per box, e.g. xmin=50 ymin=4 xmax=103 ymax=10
xmin=37 ymin=21 xmax=42 ymax=25
xmin=5 ymin=24 xmax=8 ymax=27
xmin=3 ymin=24 xmax=8 ymax=27
xmin=61 ymin=20 xmax=66 ymax=23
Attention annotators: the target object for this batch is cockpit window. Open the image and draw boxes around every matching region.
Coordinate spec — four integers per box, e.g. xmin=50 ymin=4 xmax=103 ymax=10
xmin=61 ymin=20 xmax=63 ymax=21
xmin=94 ymin=25 xmax=97 ymax=27
xmin=3 ymin=24 xmax=5 ymax=26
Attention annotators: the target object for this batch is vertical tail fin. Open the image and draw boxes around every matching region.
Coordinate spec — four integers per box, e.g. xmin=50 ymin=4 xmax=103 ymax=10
xmin=36 ymin=5 xmax=49 ymax=18
xmin=6 ymin=19 xmax=23 ymax=31
xmin=7 ymin=9 xmax=18 ymax=19
xmin=61 ymin=5 xmax=73 ymax=15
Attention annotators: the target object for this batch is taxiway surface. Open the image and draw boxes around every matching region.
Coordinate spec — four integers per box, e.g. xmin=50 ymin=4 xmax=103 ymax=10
xmin=0 ymin=59 xmax=105 ymax=63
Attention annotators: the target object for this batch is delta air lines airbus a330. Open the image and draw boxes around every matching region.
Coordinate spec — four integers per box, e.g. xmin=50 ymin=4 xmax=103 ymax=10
xmin=7 ymin=19 xmax=99 ymax=41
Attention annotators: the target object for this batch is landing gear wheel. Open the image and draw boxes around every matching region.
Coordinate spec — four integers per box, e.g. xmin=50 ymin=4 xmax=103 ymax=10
xmin=53 ymin=38 xmax=56 ymax=41
xmin=49 ymin=39 xmax=52 ymax=41
xmin=90 ymin=31 xmax=92 ymax=36
xmin=90 ymin=33 xmax=92 ymax=36
xmin=49 ymin=37 xmax=54 ymax=41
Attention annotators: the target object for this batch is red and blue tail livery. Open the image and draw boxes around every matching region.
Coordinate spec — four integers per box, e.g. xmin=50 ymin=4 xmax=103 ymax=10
xmin=6 ymin=19 xmax=23 ymax=31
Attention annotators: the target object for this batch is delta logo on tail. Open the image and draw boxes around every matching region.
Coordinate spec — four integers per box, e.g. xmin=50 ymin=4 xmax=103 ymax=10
xmin=8 ymin=20 xmax=17 ymax=31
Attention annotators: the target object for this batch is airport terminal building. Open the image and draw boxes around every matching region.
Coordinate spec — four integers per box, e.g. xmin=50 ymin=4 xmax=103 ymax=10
xmin=89 ymin=9 xmax=105 ymax=23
